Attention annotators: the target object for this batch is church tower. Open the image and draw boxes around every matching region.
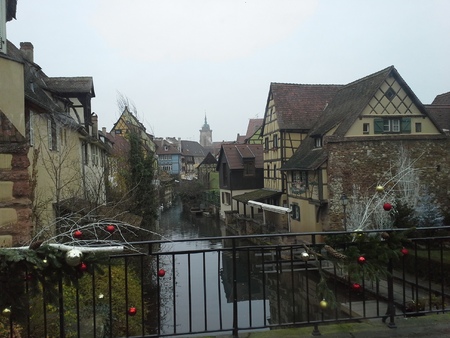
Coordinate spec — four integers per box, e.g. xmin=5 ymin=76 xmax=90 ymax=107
xmin=199 ymin=115 xmax=213 ymax=148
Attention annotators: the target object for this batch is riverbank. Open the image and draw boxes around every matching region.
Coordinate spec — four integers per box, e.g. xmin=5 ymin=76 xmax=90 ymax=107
xmin=214 ymin=312 xmax=450 ymax=337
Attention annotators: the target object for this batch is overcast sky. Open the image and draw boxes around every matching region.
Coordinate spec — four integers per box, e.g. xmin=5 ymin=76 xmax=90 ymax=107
xmin=7 ymin=0 xmax=450 ymax=142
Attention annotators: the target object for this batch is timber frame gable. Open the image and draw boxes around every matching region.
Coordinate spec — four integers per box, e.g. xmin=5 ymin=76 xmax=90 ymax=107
xmin=281 ymin=65 xmax=448 ymax=234
xmin=260 ymin=82 xmax=342 ymax=202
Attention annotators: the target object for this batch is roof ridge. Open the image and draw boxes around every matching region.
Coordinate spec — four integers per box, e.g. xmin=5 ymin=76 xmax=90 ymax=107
xmin=271 ymin=82 xmax=342 ymax=87
xmin=344 ymin=65 xmax=394 ymax=87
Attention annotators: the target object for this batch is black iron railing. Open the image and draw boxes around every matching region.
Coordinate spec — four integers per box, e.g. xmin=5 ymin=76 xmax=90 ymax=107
xmin=1 ymin=227 xmax=450 ymax=337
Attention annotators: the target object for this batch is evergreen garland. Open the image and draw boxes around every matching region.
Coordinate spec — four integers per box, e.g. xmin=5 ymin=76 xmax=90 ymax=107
xmin=0 ymin=245 xmax=110 ymax=315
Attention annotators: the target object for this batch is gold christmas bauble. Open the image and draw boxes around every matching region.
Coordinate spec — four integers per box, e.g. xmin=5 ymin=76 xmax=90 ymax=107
xmin=2 ymin=308 xmax=11 ymax=317
xmin=319 ymin=299 xmax=328 ymax=310
xmin=376 ymin=185 xmax=384 ymax=192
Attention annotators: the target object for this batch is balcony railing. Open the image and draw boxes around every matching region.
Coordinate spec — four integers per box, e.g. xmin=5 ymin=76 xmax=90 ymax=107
xmin=1 ymin=227 xmax=449 ymax=337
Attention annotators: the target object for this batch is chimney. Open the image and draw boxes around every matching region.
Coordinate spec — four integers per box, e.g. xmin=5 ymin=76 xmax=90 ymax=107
xmin=102 ymin=127 xmax=107 ymax=135
xmin=20 ymin=42 xmax=34 ymax=62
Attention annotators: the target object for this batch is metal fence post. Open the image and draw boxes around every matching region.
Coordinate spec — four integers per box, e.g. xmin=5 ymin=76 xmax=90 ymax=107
xmin=383 ymin=258 xmax=397 ymax=328
xmin=232 ymin=239 xmax=239 ymax=338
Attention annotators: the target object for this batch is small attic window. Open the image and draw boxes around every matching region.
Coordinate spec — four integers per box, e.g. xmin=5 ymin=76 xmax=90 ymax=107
xmin=385 ymin=88 xmax=396 ymax=100
xmin=314 ymin=137 xmax=322 ymax=148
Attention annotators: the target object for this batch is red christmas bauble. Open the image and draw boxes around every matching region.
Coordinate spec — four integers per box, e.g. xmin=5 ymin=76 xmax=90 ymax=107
xmin=357 ymin=256 xmax=366 ymax=264
xmin=383 ymin=203 xmax=392 ymax=211
xmin=73 ymin=230 xmax=83 ymax=239
xmin=78 ymin=262 xmax=88 ymax=272
xmin=157 ymin=269 xmax=166 ymax=277
xmin=352 ymin=283 xmax=362 ymax=291
xmin=128 ymin=307 xmax=137 ymax=316
xmin=401 ymin=247 xmax=409 ymax=256
xmin=105 ymin=224 xmax=116 ymax=233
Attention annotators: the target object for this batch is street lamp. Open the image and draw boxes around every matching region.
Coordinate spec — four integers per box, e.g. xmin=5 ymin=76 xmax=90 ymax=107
xmin=340 ymin=193 xmax=348 ymax=231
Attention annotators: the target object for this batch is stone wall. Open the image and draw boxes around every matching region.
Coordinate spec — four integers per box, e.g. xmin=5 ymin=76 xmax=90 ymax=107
xmin=0 ymin=116 xmax=32 ymax=245
xmin=325 ymin=136 xmax=450 ymax=230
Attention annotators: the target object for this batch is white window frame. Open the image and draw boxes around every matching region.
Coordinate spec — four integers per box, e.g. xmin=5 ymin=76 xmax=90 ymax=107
xmin=383 ymin=119 xmax=401 ymax=133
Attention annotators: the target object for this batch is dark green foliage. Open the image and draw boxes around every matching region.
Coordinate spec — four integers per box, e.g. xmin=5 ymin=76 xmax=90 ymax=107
xmin=126 ymin=131 xmax=158 ymax=224
xmin=393 ymin=199 xmax=417 ymax=228
xmin=0 ymin=246 xmax=109 ymax=321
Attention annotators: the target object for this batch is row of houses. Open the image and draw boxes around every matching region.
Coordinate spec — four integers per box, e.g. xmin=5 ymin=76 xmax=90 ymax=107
xmin=0 ymin=3 xmax=211 ymax=245
xmin=215 ymin=66 xmax=450 ymax=234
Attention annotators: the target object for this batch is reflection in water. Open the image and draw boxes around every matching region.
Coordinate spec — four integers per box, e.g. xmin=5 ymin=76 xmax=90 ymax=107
xmin=157 ymin=203 xmax=268 ymax=335
xmin=156 ymin=203 xmax=334 ymax=336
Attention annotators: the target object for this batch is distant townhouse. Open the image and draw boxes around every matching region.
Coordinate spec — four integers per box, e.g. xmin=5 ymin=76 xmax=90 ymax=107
xmin=216 ymin=143 xmax=264 ymax=219
xmin=155 ymin=137 xmax=182 ymax=175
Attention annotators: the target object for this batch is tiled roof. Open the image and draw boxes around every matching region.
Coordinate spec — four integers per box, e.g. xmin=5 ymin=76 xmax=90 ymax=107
xmin=46 ymin=77 xmax=95 ymax=96
xmin=432 ymin=92 xmax=450 ymax=105
xmin=310 ymin=66 xmax=396 ymax=137
xmin=233 ymin=189 xmax=281 ymax=203
xmin=266 ymin=83 xmax=343 ymax=131
xmin=425 ymin=104 xmax=450 ymax=131
xmin=181 ymin=140 xmax=206 ymax=157
xmin=281 ymin=137 xmax=327 ymax=171
xmin=199 ymin=152 xmax=217 ymax=165
xmin=245 ymin=118 xmax=263 ymax=140
xmin=282 ymin=65 xmax=436 ymax=171
xmin=219 ymin=143 xmax=263 ymax=170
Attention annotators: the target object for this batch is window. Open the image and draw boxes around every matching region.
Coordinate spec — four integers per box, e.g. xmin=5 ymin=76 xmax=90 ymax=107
xmin=374 ymin=118 xmax=411 ymax=134
xmin=363 ymin=123 xmax=370 ymax=134
xmin=415 ymin=122 xmax=422 ymax=132
xmin=383 ymin=119 xmax=400 ymax=132
xmin=222 ymin=192 xmax=231 ymax=205
xmin=291 ymin=204 xmax=300 ymax=221
xmin=292 ymin=171 xmax=308 ymax=194
xmin=243 ymin=160 xmax=255 ymax=176
xmin=28 ymin=111 xmax=34 ymax=146
xmin=47 ymin=117 xmax=57 ymax=151
xmin=115 ymin=129 xmax=122 ymax=134
xmin=264 ymin=137 xmax=269 ymax=151
xmin=385 ymin=88 xmax=396 ymax=100
xmin=91 ymin=144 xmax=99 ymax=166
xmin=222 ymin=163 xmax=228 ymax=185
xmin=314 ymin=137 xmax=322 ymax=148
xmin=273 ymin=164 xmax=277 ymax=179
xmin=273 ymin=134 xmax=278 ymax=148
xmin=83 ymin=143 xmax=89 ymax=165
xmin=267 ymin=164 xmax=270 ymax=179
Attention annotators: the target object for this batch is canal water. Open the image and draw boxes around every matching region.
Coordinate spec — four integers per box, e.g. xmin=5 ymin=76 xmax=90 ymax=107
xmin=156 ymin=202 xmax=270 ymax=336
xmin=154 ymin=202 xmax=342 ymax=337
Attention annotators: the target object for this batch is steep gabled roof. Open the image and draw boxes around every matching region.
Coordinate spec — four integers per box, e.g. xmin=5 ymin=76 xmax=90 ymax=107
xmin=432 ymin=92 xmax=450 ymax=105
xmin=244 ymin=118 xmax=263 ymax=140
xmin=217 ymin=143 xmax=263 ymax=170
xmin=281 ymin=66 xmax=441 ymax=172
xmin=199 ymin=152 xmax=217 ymax=166
xmin=310 ymin=66 xmax=434 ymax=137
xmin=262 ymin=83 xmax=343 ymax=133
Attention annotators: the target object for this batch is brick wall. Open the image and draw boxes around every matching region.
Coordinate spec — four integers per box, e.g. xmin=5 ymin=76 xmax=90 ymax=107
xmin=0 ymin=111 xmax=32 ymax=245
xmin=325 ymin=136 xmax=450 ymax=230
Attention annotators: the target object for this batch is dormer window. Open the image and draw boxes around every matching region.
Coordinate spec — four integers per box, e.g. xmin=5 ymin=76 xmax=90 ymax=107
xmin=314 ymin=137 xmax=322 ymax=148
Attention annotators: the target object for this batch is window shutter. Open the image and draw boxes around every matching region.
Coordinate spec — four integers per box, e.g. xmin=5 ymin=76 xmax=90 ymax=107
xmin=374 ymin=118 xmax=384 ymax=134
xmin=47 ymin=118 xmax=53 ymax=150
xmin=401 ymin=117 xmax=411 ymax=133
